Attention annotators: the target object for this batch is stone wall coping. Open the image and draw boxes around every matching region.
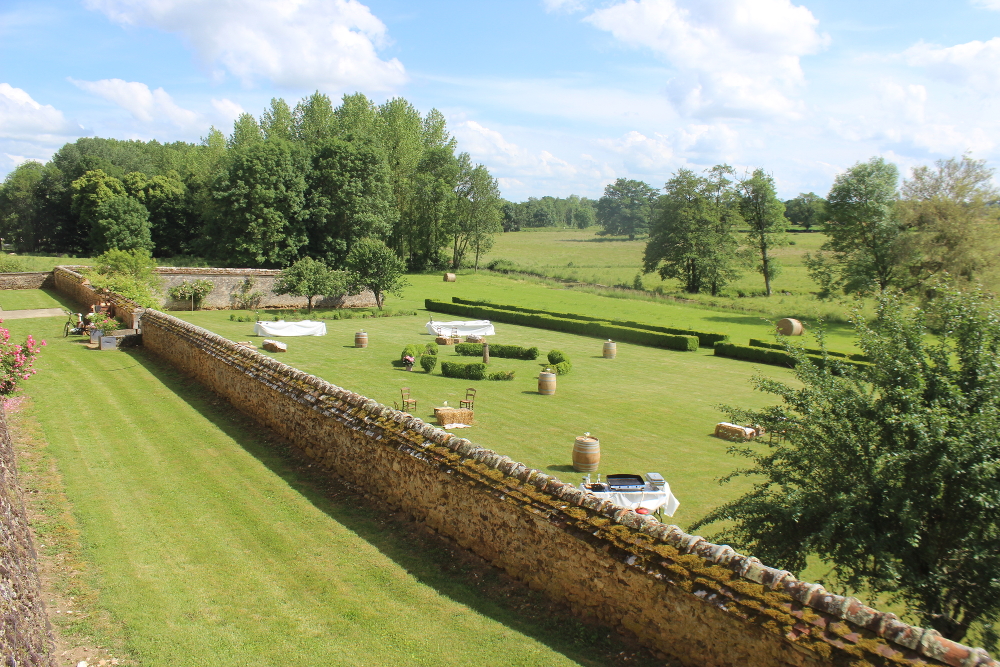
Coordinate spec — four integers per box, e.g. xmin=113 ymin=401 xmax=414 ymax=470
xmin=136 ymin=306 xmax=998 ymax=667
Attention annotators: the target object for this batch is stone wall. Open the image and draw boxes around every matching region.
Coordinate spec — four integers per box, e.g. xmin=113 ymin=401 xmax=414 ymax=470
xmin=0 ymin=404 xmax=54 ymax=666
xmin=0 ymin=272 xmax=54 ymax=291
xmin=154 ymin=268 xmax=377 ymax=310
xmin=138 ymin=307 xmax=997 ymax=667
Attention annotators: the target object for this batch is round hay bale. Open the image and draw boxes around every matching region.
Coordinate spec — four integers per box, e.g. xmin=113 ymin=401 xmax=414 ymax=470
xmin=443 ymin=272 xmax=456 ymax=282
xmin=776 ymin=318 xmax=803 ymax=336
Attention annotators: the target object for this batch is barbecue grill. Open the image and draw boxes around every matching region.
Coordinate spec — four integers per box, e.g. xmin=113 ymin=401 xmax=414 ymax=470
xmin=606 ymin=474 xmax=646 ymax=492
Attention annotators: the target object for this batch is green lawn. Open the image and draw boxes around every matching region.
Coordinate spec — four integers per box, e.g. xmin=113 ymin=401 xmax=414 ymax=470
xmin=0 ymin=287 xmax=75 ymax=311
xmin=8 ymin=313 xmax=662 ymax=667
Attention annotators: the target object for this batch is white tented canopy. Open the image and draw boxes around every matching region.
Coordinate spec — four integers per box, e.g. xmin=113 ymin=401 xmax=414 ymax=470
xmin=254 ymin=320 xmax=327 ymax=337
xmin=425 ymin=320 xmax=495 ymax=337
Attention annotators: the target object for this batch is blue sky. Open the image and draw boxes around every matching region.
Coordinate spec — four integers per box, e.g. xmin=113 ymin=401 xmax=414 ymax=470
xmin=3 ymin=0 xmax=1000 ymax=201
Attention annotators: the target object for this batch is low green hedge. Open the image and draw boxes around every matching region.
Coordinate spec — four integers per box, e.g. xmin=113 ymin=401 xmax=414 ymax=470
xmin=714 ymin=341 xmax=870 ymax=372
xmin=420 ymin=355 xmax=438 ymax=372
xmin=453 ymin=342 xmax=539 ymax=360
xmin=546 ymin=349 xmax=572 ymax=375
xmin=486 ymin=370 xmax=515 ymax=381
xmin=748 ymin=338 xmax=869 ymax=362
xmin=440 ymin=361 xmax=487 ymax=380
xmin=450 ymin=297 xmax=727 ymax=346
xmin=426 ymin=300 xmax=699 ymax=352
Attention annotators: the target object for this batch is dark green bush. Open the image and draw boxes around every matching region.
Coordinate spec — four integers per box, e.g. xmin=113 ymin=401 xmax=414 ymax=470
xmin=450 ymin=297 xmax=727 ymax=346
xmin=440 ymin=361 xmax=487 ymax=380
xmin=454 ymin=342 xmax=539 ymax=360
xmin=748 ymin=338 xmax=870 ymax=362
xmin=420 ymin=355 xmax=438 ymax=372
xmin=424 ymin=342 xmax=438 ymax=356
xmin=487 ymin=370 xmax=515 ymax=381
xmin=426 ymin=299 xmax=699 ymax=352
xmin=400 ymin=343 xmax=424 ymax=362
xmin=546 ymin=349 xmax=572 ymax=375
xmin=714 ymin=341 xmax=869 ymax=372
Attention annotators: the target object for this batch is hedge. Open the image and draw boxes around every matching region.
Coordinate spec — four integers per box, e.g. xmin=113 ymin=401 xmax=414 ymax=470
xmin=450 ymin=297 xmax=727 ymax=346
xmin=420 ymin=355 xmax=438 ymax=372
xmin=748 ymin=338 xmax=869 ymax=362
xmin=440 ymin=361 xmax=487 ymax=380
xmin=454 ymin=342 xmax=539 ymax=360
xmin=426 ymin=299 xmax=699 ymax=352
xmin=714 ymin=341 xmax=870 ymax=372
xmin=546 ymin=349 xmax=572 ymax=375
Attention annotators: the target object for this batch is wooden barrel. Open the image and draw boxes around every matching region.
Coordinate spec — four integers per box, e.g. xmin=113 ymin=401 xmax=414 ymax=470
xmin=603 ymin=340 xmax=616 ymax=359
xmin=538 ymin=371 xmax=556 ymax=395
xmin=776 ymin=318 xmax=803 ymax=336
xmin=355 ymin=331 xmax=368 ymax=348
xmin=572 ymin=436 xmax=600 ymax=472
xmin=443 ymin=273 xmax=456 ymax=282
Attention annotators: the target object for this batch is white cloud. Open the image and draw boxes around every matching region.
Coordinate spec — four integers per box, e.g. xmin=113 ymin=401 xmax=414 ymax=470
xmin=0 ymin=83 xmax=80 ymax=140
xmin=84 ymin=0 xmax=406 ymax=91
xmin=542 ymin=0 xmax=588 ymax=12
xmin=71 ymin=78 xmax=201 ymax=129
xmin=454 ymin=120 xmax=579 ymax=178
xmin=904 ymin=38 xmax=1000 ymax=93
xmin=971 ymin=0 xmax=1000 ymax=10
xmin=584 ymin=0 xmax=828 ymax=118
xmin=211 ymin=98 xmax=245 ymax=124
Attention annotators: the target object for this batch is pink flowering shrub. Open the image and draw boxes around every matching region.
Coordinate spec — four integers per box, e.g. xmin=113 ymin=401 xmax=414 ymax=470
xmin=0 ymin=321 xmax=45 ymax=395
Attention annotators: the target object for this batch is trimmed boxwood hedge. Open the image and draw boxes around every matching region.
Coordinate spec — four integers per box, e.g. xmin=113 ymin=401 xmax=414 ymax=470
xmin=454 ymin=342 xmax=539 ymax=360
xmin=440 ymin=361 xmax=487 ymax=380
xmin=426 ymin=299 xmax=699 ymax=352
xmin=714 ymin=341 xmax=870 ymax=372
xmin=748 ymin=338 xmax=870 ymax=362
xmin=450 ymin=297 xmax=727 ymax=347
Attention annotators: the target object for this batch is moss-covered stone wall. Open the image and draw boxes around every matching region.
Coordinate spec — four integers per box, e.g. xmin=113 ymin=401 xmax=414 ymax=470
xmin=0 ymin=404 xmax=54 ymax=666
xmin=137 ymin=308 xmax=997 ymax=667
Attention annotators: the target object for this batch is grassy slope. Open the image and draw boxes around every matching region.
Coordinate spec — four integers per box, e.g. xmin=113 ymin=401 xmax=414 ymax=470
xmin=8 ymin=315 xmax=614 ymax=667
xmin=0 ymin=287 xmax=75 ymax=311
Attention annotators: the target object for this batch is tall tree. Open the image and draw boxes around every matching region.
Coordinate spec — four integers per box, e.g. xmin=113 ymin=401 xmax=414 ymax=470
xmin=273 ymin=257 xmax=344 ymax=312
xmin=228 ymin=113 xmax=264 ymax=149
xmin=305 ymin=136 xmax=396 ymax=268
xmin=644 ymin=166 xmax=743 ymax=295
xmin=452 ymin=158 xmax=502 ymax=270
xmin=692 ymin=285 xmax=1000 ymax=643
xmin=334 ymin=92 xmax=378 ymax=138
xmin=738 ymin=168 xmax=786 ymax=296
xmin=898 ymin=154 xmax=1000 ymax=289
xmin=260 ymin=98 xmax=294 ymax=143
xmin=207 ymin=141 xmax=309 ymax=267
xmin=88 ymin=195 xmax=153 ymax=253
xmin=0 ymin=161 xmax=45 ymax=252
xmin=595 ymin=178 xmax=659 ymax=240
xmin=375 ymin=98 xmax=423 ymax=258
xmin=410 ymin=144 xmax=460 ymax=270
xmin=294 ymin=91 xmax=336 ymax=145
xmin=808 ymin=156 xmax=904 ymax=295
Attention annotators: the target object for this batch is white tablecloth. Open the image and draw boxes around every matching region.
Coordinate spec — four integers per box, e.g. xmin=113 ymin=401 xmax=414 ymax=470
xmin=579 ymin=482 xmax=680 ymax=516
xmin=425 ymin=320 xmax=495 ymax=337
xmin=253 ymin=320 xmax=327 ymax=336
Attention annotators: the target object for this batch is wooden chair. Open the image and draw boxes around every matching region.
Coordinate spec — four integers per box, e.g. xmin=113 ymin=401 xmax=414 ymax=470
xmin=460 ymin=387 xmax=476 ymax=410
xmin=401 ymin=388 xmax=417 ymax=412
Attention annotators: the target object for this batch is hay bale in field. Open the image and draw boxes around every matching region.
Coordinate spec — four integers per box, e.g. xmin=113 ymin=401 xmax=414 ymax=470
xmin=714 ymin=422 xmax=758 ymax=441
xmin=443 ymin=272 xmax=456 ymax=282
xmin=263 ymin=339 xmax=287 ymax=353
xmin=776 ymin=318 xmax=803 ymax=336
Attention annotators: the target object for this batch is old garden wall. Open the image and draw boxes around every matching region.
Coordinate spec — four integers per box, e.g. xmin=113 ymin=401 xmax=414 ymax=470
xmin=0 ymin=272 xmax=54 ymax=291
xmin=0 ymin=404 xmax=53 ymax=666
xmin=137 ymin=307 xmax=996 ymax=667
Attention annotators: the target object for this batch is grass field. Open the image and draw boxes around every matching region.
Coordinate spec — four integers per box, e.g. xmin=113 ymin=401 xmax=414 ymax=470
xmin=9 ymin=313 xmax=670 ymax=667
xmin=0 ymin=287 xmax=75 ymax=311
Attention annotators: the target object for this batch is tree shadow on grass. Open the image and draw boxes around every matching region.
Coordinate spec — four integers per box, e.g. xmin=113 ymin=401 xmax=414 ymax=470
xmin=121 ymin=348 xmax=666 ymax=667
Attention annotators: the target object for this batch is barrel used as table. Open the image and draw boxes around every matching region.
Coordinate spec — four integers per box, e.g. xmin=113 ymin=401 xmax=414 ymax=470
xmin=603 ymin=340 xmax=616 ymax=359
xmin=355 ymin=331 xmax=368 ymax=348
xmin=538 ymin=371 xmax=556 ymax=395
xmin=573 ymin=436 xmax=600 ymax=472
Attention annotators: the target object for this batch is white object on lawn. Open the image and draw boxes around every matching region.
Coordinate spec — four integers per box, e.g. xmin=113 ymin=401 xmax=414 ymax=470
xmin=254 ymin=320 xmax=327 ymax=336
xmin=425 ymin=320 xmax=495 ymax=337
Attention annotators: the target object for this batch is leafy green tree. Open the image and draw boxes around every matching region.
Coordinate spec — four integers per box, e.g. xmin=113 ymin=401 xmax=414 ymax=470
xmin=0 ymin=161 xmax=45 ymax=252
xmin=644 ymin=166 xmax=743 ymax=295
xmin=294 ymin=91 xmax=337 ymax=144
xmin=410 ymin=144 xmax=460 ymax=270
xmin=260 ymin=98 xmax=294 ymax=142
xmin=738 ymin=169 xmax=786 ymax=296
xmin=88 ymin=248 xmax=162 ymax=308
xmin=345 ymin=237 xmax=408 ymax=310
xmin=207 ymin=140 xmax=309 ymax=267
xmin=899 ymin=154 xmax=1000 ymax=289
xmin=783 ymin=192 xmax=826 ymax=230
xmin=334 ymin=92 xmax=378 ymax=138
xmin=305 ymin=135 xmax=396 ymax=268
xmin=692 ymin=285 xmax=1000 ymax=642
xmin=452 ymin=158 xmax=502 ymax=270
xmin=168 ymin=278 xmax=214 ymax=310
xmin=808 ymin=157 xmax=905 ymax=295
xmin=274 ymin=257 xmax=344 ymax=312
xmin=573 ymin=205 xmax=595 ymax=229
xmin=71 ymin=169 xmax=127 ymax=231
xmin=89 ymin=195 xmax=153 ymax=253
xmin=228 ymin=113 xmax=264 ymax=149
xmin=595 ymin=178 xmax=659 ymax=240
xmin=376 ymin=98 xmax=423 ymax=256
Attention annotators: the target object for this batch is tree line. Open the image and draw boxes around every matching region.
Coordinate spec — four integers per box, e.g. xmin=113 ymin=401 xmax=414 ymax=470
xmin=590 ymin=154 xmax=999 ymax=297
xmin=0 ymin=92 xmax=503 ymax=272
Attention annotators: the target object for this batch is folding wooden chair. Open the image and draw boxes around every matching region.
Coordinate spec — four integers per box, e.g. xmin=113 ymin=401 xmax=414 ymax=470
xmin=401 ymin=387 xmax=417 ymax=412
xmin=460 ymin=387 xmax=476 ymax=410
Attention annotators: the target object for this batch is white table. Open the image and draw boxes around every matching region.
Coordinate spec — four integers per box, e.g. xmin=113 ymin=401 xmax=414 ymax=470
xmin=578 ymin=482 xmax=680 ymax=517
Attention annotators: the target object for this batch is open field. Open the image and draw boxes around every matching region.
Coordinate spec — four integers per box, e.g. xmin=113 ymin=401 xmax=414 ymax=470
xmin=0 ymin=287 xmax=75 ymax=311
xmin=8 ymin=313 xmax=664 ymax=667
